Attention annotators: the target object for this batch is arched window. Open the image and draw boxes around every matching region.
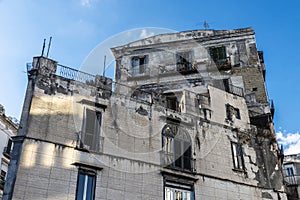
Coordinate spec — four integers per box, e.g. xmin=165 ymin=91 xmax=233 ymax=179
xmin=162 ymin=124 xmax=192 ymax=171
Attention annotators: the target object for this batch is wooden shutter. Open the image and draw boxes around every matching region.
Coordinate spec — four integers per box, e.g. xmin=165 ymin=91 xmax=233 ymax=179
xmin=84 ymin=109 xmax=101 ymax=151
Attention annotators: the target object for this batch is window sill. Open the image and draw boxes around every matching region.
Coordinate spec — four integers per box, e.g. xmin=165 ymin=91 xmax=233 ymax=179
xmin=161 ymin=168 xmax=198 ymax=181
xmin=165 ymin=165 xmax=195 ymax=174
xmin=232 ymin=168 xmax=245 ymax=173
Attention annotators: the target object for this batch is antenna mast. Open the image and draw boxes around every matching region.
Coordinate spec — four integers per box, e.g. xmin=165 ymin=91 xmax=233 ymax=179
xmin=46 ymin=37 xmax=52 ymax=58
xmin=203 ymin=21 xmax=209 ymax=30
xmin=41 ymin=39 xmax=46 ymax=56
xmin=103 ymin=55 xmax=106 ymax=76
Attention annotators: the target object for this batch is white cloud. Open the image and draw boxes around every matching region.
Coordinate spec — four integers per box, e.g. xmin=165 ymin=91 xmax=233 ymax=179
xmin=276 ymin=131 xmax=300 ymax=155
xmin=81 ymin=0 xmax=92 ymax=7
xmin=140 ymin=29 xmax=155 ymax=39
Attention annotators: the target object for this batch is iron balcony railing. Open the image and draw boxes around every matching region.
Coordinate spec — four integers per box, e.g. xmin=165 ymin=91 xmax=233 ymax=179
xmin=0 ymin=173 xmax=5 ymax=190
xmin=130 ymin=66 xmax=150 ymax=77
xmin=284 ymin=175 xmax=300 ymax=186
xmin=57 ymin=64 xmax=96 ymax=84
xmin=227 ymin=84 xmax=244 ymax=97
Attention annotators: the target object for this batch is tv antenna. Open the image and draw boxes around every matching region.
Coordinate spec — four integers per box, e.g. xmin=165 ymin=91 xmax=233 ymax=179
xmin=203 ymin=21 xmax=209 ymax=30
xmin=196 ymin=20 xmax=214 ymax=30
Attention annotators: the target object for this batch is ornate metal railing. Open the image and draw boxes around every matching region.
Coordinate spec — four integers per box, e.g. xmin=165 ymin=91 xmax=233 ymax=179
xmin=227 ymin=84 xmax=244 ymax=97
xmin=56 ymin=64 xmax=96 ymax=84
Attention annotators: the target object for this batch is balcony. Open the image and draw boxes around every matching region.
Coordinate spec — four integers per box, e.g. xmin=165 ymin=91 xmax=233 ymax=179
xmin=284 ymin=175 xmax=300 ymax=186
xmin=0 ymin=179 xmax=4 ymax=190
xmin=226 ymin=84 xmax=244 ymax=97
xmin=127 ymin=67 xmax=150 ymax=81
xmin=159 ymin=62 xmax=199 ymax=77
xmin=0 ymin=173 xmax=5 ymax=190
xmin=3 ymin=146 xmax=11 ymax=159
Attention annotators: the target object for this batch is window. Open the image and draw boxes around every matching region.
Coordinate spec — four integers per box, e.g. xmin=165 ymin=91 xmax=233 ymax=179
xmin=76 ymin=168 xmax=96 ymax=200
xmin=226 ymin=104 xmax=241 ymax=121
xmin=176 ymin=51 xmax=193 ymax=72
xmin=163 ymin=92 xmax=182 ymax=112
xmin=165 ymin=187 xmax=193 ymax=200
xmin=162 ymin=124 xmax=192 ymax=171
xmin=209 ymin=46 xmax=227 ymax=64
xmin=231 ymin=142 xmax=245 ymax=171
xmin=81 ymin=109 xmax=102 ymax=151
xmin=131 ymin=55 xmax=148 ymax=76
xmin=286 ymin=167 xmax=294 ymax=177
xmin=209 ymin=46 xmax=231 ymax=69
xmin=3 ymin=138 xmax=13 ymax=158
xmin=252 ymin=87 xmax=258 ymax=92
xmin=166 ymin=95 xmax=179 ymax=112
xmin=164 ymin=178 xmax=194 ymax=200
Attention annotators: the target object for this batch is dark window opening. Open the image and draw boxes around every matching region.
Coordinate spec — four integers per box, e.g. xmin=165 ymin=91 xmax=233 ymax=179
xmin=81 ymin=109 xmax=102 ymax=151
xmin=76 ymin=168 xmax=96 ymax=200
xmin=163 ymin=92 xmax=182 ymax=112
xmin=286 ymin=167 xmax=294 ymax=177
xmin=226 ymin=104 xmax=241 ymax=120
xmin=209 ymin=46 xmax=230 ymax=69
xmin=131 ymin=55 xmax=148 ymax=75
xmin=231 ymin=142 xmax=245 ymax=171
xmin=234 ymin=108 xmax=241 ymax=119
xmin=3 ymin=138 xmax=13 ymax=158
xmin=176 ymin=51 xmax=195 ymax=73
xmin=252 ymin=87 xmax=258 ymax=92
xmin=162 ymin=124 xmax=193 ymax=172
xmin=166 ymin=96 xmax=179 ymax=111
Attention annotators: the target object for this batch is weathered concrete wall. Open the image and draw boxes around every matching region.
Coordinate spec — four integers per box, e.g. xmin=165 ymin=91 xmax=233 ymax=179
xmin=208 ymin=85 xmax=250 ymax=130
xmin=12 ymin=139 xmax=163 ymax=200
xmin=10 ymin=62 xmax=285 ymax=199
xmin=233 ymin=66 xmax=268 ymax=104
xmin=5 ymin=27 xmax=287 ymax=200
xmin=112 ymin=28 xmax=260 ymax=98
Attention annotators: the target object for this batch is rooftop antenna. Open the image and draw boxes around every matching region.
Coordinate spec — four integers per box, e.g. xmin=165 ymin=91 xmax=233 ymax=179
xmin=46 ymin=36 xmax=52 ymax=58
xmin=203 ymin=21 xmax=209 ymax=30
xmin=41 ymin=39 xmax=46 ymax=57
xmin=103 ymin=55 xmax=106 ymax=76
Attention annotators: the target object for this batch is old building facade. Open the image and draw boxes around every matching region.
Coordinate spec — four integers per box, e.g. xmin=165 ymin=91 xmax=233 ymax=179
xmin=3 ymin=28 xmax=287 ymax=199
xmin=0 ymin=105 xmax=18 ymax=199
xmin=283 ymin=154 xmax=300 ymax=199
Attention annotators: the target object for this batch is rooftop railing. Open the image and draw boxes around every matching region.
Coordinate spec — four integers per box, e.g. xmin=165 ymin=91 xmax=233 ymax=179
xmin=56 ymin=64 xmax=96 ymax=84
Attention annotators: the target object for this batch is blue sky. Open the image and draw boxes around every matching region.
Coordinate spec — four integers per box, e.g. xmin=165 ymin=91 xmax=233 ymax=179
xmin=0 ymin=0 xmax=299 ymax=154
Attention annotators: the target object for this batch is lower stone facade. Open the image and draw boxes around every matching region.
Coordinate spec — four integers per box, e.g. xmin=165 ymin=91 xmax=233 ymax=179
xmin=10 ymin=138 xmax=286 ymax=200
